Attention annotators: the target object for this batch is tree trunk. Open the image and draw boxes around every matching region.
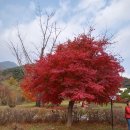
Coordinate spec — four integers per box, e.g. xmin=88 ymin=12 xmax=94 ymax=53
xmin=35 ymin=100 xmax=40 ymax=107
xmin=35 ymin=94 xmax=41 ymax=107
xmin=67 ymin=100 xmax=75 ymax=127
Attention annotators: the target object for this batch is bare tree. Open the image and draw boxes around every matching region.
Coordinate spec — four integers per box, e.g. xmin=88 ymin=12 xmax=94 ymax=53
xmin=8 ymin=41 xmax=23 ymax=68
xmin=9 ymin=6 xmax=62 ymax=107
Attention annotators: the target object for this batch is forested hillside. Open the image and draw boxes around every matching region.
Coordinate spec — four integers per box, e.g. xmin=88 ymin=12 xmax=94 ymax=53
xmin=0 ymin=67 xmax=23 ymax=81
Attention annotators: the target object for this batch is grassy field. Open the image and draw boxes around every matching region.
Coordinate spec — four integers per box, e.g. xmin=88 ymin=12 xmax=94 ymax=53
xmin=5 ymin=101 xmax=126 ymax=109
xmin=0 ymin=102 xmax=126 ymax=130
xmin=0 ymin=100 xmax=126 ymax=109
xmin=17 ymin=102 xmax=126 ymax=111
xmin=98 ymin=102 xmax=126 ymax=110
xmin=0 ymin=122 xmax=127 ymax=130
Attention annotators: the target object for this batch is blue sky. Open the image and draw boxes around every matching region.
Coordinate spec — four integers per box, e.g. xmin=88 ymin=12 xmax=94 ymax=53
xmin=0 ymin=0 xmax=130 ymax=78
xmin=0 ymin=0 xmax=57 ymax=28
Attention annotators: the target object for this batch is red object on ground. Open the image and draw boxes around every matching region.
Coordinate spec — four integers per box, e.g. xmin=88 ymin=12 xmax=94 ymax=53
xmin=125 ymin=106 xmax=130 ymax=119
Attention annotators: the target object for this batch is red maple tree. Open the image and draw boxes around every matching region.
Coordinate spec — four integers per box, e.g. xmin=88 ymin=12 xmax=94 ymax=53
xmin=21 ymin=34 xmax=124 ymax=126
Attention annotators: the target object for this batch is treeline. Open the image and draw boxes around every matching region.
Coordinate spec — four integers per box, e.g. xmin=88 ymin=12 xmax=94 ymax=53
xmin=0 ymin=67 xmax=24 ymax=81
xmin=122 ymin=77 xmax=130 ymax=88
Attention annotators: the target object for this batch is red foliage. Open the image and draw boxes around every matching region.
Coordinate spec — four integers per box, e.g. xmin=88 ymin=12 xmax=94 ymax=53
xmin=21 ymin=34 xmax=124 ymax=104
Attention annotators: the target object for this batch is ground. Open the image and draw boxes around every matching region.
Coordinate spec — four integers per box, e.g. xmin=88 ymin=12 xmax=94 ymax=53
xmin=0 ymin=122 xmax=127 ymax=130
xmin=0 ymin=102 xmax=127 ymax=130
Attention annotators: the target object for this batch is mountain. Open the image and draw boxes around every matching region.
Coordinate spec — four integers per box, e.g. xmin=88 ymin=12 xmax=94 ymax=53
xmin=0 ymin=61 xmax=17 ymax=70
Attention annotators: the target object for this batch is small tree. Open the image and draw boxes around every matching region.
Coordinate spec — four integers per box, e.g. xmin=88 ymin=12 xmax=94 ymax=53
xmin=21 ymin=33 xmax=124 ymax=126
xmin=121 ymin=89 xmax=130 ymax=100
xmin=0 ymin=84 xmax=10 ymax=105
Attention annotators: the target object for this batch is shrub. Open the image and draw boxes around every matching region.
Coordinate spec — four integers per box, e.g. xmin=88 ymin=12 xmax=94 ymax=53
xmin=0 ymin=107 xmax=126 ymax=126
xmin=8 ymin=98 xmax=16 ymax=108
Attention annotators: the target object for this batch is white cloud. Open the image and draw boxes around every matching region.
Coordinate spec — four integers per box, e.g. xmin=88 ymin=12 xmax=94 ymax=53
xmin=94 ymin=0 xmax=130 ymax=31
xmin=113 ymin=26 xmax=130 ymax=58
xmin=0 ymin=0 xmax=130 ymax=77
xmin=76 ymin=0 xmax=106 ymax=12
xmin=122 ymin=72 xmax=130 ymax=78
xmin=0 ymin=17 xmax=44 ymax=63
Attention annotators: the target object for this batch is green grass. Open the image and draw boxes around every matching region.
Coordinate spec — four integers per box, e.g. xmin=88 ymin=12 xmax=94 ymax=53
xmin=0 ymin=122 xmax=127 ymax=130
xmin=17 ymin=102 xmax=36 ymax=108
xmin=95 ymin=102 xmax=125 ymax=110
xmin=0 ymin=102 xmax=126 ymax=111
